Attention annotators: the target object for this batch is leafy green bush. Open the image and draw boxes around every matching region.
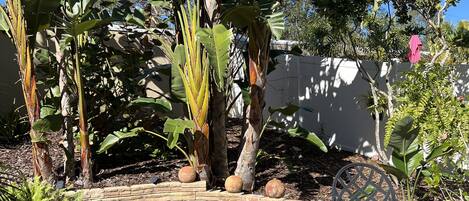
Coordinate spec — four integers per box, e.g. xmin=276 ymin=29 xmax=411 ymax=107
xmin=4 ymin=177 xmax=80 ymax=201
xmin=1 ymin=164 xmax=80 ymax=201
xmin=385 ymin=63 xmax=468 ymax=197
xmin=381 ymin=116 xmax=452 ymax=201
xmin=0 ymin=108 xmax=29 ymax=144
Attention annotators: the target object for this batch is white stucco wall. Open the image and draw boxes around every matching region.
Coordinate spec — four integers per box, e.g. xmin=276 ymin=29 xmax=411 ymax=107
xmin=1 ymin=36 xmax=468 ymax=157
xmin=262 ymin=55 xmax=468 ymax=157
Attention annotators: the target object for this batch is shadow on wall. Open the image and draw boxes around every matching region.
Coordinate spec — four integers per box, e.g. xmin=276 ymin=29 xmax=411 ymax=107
xmin=265 ymin=55 xmax=400 ymax=158
xmin=455 ymin=64 xmax=469 ymax=96
xmin=0 ymin=35 xmax=24 ymax=115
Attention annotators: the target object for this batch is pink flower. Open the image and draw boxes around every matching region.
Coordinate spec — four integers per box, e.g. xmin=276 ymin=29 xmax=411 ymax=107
xmin=407 ymin=35 xmax=422 ymax=64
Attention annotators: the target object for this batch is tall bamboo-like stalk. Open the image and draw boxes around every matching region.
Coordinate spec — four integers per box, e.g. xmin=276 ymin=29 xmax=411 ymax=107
xmin=0 ymin=0 xmax=53 ymax=182
xmin=177 ymin=1 xmax=211 ymax=180
xmin=72 ymin=35 xmax=93 ymax=187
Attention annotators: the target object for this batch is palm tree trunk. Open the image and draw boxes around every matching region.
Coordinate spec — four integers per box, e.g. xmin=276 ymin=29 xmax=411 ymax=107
xmin=235 ymin=24 xmax=271 ymax=192
xmin=73 ymin=38 xmax=93 ymax=187
xmin=209 ymin=88 xmax=229 ymax=183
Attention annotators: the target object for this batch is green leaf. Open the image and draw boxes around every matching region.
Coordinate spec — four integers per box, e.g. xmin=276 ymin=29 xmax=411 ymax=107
xmin=379 ymin=164 xmax=407 ymax=181
xmin=405 ymin=150 xmax=424 ymax=176
xmin=40 ymin=105 xmax=57 ymax=118
xmin=128 ymin=97 xmax=172 ymax=113
xmin=454 ymin=20 xmax=469 ymax=48
xmin=24 ymin=0 xmax=61 ymax=34
xmin=426 ymin=143 xmax=453 ymax=162
xmin=150 ymin=0 xmax=172 ymax=9
xmin=390 ymin=149 xmax=424 ymax=178
xmin=97 ymin=135 xmax=119 ymax=154
xmin=387 ymin=116 xmax=419 ymax=155
xmin=197 ymin=24 xmax=233 ymax=92
xmin=171 ymin=45 xmax=186 ymax=101
xmin=97 ymin=127 xmax=144 ymax=154
xmin=163 ymin=118 xmax=194 ymax=134
xmin=167 ymin=130 xmax=179 ymax=149
xmin=268 ymin=103 xmax=299 ymax=116
xmin=70 ymin=19 xmax=103 ymax=36
xmin=0 ymin=7 xmax=10 ymax=37
xmin=32 ymin=115 xmax=63 ymax=132
xmin=266 ymin=11 xmax=285 ymax=39
xmin=163 ymin=118 xmax=194 ymax=149
xmin=351 ymin=185 xmax=376 ymax=199
xmin=287 ymin=126 xmax=327 ymax=153
xmin=125 ymin=8 xmax=146 ymax=27
xmin=221 ymin=6 xmax=258 ymax=29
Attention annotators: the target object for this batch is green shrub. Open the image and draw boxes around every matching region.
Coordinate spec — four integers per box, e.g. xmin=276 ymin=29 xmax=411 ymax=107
xmin=385 ymin=63 xmax=468 ymax=197
xmin=3 ymin=177 xmax=80 ymax=201
xmin=0 ymin=108 xmax=29 ymax=144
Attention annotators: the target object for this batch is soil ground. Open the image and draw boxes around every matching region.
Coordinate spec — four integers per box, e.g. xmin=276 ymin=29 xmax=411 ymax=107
xmin=0 ymin=118 xmax=400 ymax=200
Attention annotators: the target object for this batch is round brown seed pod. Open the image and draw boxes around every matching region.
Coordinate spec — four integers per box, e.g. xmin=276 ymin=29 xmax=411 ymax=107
xmin=265 ymin=178 xmax=285 ymax=198
xmin=178 ymin=166 xmax=196 ymax=183
xmin=225 ymin=175 xmax=243 ymax=193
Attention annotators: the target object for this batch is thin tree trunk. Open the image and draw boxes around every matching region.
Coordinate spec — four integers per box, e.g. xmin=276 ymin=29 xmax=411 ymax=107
xmin=209 ymin=88 xmax=229 ymax=183
xmin=48 ymin=35 xmax=76 ymax=182
xmin=370 ymin=84 xmax=388 ymax=162
xmin=59 ymin=60 xmax=75 ymax=182
xmin=235 ymin=24 xmax=271 ymax=192
xmin=73 ymin=38 xmax=93 ymax=187
xmin=384 ymin=62 xmax=394 ymax=117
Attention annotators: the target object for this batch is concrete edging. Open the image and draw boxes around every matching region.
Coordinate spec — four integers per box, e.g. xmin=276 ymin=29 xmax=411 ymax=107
xmin=65 ymin=181 xmax=299 ymax=201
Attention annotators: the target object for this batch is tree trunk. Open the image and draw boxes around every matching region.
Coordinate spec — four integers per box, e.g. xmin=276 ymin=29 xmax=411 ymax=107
xmin=73 ymin=38 xmax=93 ymax=187
xmin=370 ymin=84 xmax=388 ymax=162
xmin=59 ymin=61 xmax=75 ymax=182
xmin=4 ymin=0 xmax=55 ymax=182
xmin=235 ymin=23 xmax=271 ymax=192
xmin=384 ymin=61 xmax=394 ymax=117
xmin=209 ymin=88 xmax=229 ymax=184
xmin=48 ymin=35 xmax=76 ymax=182
xmin=23 ymin=63 xmax=54 ymax=182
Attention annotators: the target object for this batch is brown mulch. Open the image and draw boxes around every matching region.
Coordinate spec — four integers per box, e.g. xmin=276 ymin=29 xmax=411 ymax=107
xmin=1 ymin=118 xmax=382 ymax=200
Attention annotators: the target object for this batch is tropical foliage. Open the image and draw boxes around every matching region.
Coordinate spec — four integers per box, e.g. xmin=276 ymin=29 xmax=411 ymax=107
xmin=0 ymin=0 xmax=467 ymax=199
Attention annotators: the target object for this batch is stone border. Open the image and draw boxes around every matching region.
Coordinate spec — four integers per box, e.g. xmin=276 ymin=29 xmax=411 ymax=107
xmin=65 ymin=181 xmax=299 ymax=201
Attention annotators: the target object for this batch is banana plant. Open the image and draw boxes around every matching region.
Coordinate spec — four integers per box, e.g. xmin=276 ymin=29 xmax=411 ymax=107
xmin=265 ymin=104 xmax=328 ymax=153
xmin=222 ymin=0 xmax=285 ymax=191
xmin=380 ymin=116 xmax=453 ymax=201
xmin=173 ymin=0 xmax=211 ymax=179
xmin=0 ymin=0 xmax=60 ymax=182
xmin=57 ymin=0 xmax=113 ymax=186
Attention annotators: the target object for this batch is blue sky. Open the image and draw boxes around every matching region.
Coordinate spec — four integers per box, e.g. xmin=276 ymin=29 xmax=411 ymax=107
xmin=0 ymin=0 xmax=467 ymax=24
xmin=446 ymin=0 xmax=469 ymax=24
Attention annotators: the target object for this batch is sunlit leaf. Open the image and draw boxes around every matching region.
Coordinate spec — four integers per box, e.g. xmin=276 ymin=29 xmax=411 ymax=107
xmin=197 ymin=24 xmax=233 ymax=91
xmin=97 ymin=127 xmax=144 ymax=154
xmin=128 ymin=97 xmax=172 ymax=113
xmin=288 ymin=126 xmax=327 ymax=153
xmin=268 ymin=103 xmax=299 ymax=116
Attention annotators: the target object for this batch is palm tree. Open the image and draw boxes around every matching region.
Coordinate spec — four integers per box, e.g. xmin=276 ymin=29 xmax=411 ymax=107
xmin=222 ymin=0 xmax=284 ymax=191
xmin=0 ymin=0 xmax=61 ymax=182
